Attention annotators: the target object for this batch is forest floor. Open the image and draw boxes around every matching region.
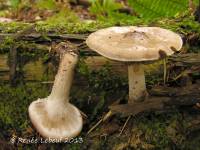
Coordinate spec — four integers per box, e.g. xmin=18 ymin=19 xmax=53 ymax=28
xmin=0 ymin=1 xmax=200 ymax=149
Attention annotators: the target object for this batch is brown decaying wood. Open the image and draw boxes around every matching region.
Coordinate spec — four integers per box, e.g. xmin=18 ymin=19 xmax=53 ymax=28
xmin=9 ymin=46 xmax=17 ymax=86
xmin=109 ymin=84 xmax=200 ymax=116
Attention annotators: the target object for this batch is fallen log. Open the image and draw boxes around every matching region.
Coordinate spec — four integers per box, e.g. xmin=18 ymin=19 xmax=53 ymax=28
xmin=1 ymin=31 xmax=200 ymax=58
xmin=109 ymin=83 xmax=200 ymax=116
xmin=0 ymin=33 xmax=87 ymax=42
xmin=0 ymin=53 xmax=199 ymax=81
xmin=169 ymin=53 xmax=200 ymax=66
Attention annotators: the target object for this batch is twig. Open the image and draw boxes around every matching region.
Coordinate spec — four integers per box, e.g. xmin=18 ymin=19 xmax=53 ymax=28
xmin=118 ymin=116 xmax=131 ymax=136
xmin=87 ymin=110 xmax=113 ymax=134
xmin=163 ymin=58 xmax=167 ymax=85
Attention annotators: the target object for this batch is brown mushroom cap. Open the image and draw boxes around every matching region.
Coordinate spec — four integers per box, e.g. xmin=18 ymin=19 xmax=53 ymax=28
xmin=86 ymin=26 xmax=183 ymax=62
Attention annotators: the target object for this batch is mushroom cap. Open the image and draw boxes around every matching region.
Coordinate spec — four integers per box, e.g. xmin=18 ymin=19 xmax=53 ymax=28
xmin=0 ymin=17 xmax=13 ymax=23
xmin=28 ymin=98 xmax=83 ymax=140
xmin=86 ymin=26 xmax=183 ymax=62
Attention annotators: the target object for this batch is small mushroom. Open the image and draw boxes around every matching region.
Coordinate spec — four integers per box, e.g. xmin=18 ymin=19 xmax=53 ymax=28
xmin=0 ymin=17 xmax=13 ymax=23
xmin=28 ymin=44 xmax=83 ymax=140
xmin=86 ymin=26 xmax=182 ymax=103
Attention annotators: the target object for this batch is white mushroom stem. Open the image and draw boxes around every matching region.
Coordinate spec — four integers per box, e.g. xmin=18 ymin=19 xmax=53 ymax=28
xmin=45 ymin=51 xmax=78 ymax=120
xmin=28 ymin=49 xmax=83 ymax=139
xmin=49 ymin=51 xmax=77 ymax=103
xmin=128 ymin=63 xmax=147 ymax=103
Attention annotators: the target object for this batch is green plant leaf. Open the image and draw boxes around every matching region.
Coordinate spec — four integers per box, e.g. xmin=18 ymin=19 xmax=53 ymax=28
xmin=128 ymin=0 xmax=194 ymax=20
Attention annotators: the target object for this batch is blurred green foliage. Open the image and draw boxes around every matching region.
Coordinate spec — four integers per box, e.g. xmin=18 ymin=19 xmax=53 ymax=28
xmin=89 ymin=0 xmax=141 ymax=25
xmin=89 ymin=0 xmax=123 ymax=16
xmin=36 ymin=0 xmax=57 ymax=10
xmin=89 ymin=0 xmax=200 ymax=25
xmin=9 ymin=0 xmax=20 ymax=9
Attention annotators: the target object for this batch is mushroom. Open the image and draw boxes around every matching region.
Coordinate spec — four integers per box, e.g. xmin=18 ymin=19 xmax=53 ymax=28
xmin=0 ymin=17 xmax=13 ymax=23
xmin=28 ymin=43 xmax=83 ymax=140
xmin=86 ymin=26 xmax=182 ymax=103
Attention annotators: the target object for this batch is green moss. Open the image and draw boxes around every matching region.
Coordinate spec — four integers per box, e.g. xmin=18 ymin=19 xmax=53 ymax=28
xmin=157 ymin=14 xmax=200 ymax=34
xmin=0 ymin=22 xmax=29 ymax=33
xmin=36 ymin=0 xmax=57 ymax=10
xmin=0 ymin=83 xmax=50 ymax=139
xmin=0 ymin=36 xmax=15 ymax=53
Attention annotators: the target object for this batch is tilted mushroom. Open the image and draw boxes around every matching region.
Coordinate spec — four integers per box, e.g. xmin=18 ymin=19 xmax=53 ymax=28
xmin=28 ymin=42 xmax=83 ymax=140
xmin=86 ymin=26 xmax=182 ymax=103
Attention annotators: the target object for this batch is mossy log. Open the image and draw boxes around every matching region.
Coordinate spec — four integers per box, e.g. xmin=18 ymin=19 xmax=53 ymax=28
xmin=169 ymin=53 xmax=200 ymax=66
xmin=0 ymin=33 xmax=87 ymax=41
xmin=0 ymin=53 xmax=199 ymax=81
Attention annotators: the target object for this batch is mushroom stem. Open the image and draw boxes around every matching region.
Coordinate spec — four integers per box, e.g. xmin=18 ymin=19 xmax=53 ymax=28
xmin=49 ymin=51 xmax=78 ymax=103
xmin=28 ymin=48 xmax=83 ymax=139
xmin=128 ymin=63 xmax=147 ymax=103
